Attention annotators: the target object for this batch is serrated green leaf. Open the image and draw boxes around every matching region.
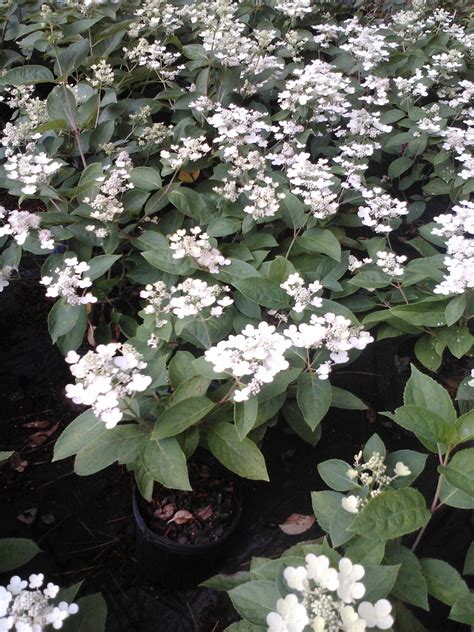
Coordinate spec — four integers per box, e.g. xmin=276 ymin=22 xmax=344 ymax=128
xmin=296 ymin=373 xmax=331 ymax=430
xmin=421 ymin=558 xmax=469 ymax=606
xmin=207 ymin=422 xmax=269 ymax=481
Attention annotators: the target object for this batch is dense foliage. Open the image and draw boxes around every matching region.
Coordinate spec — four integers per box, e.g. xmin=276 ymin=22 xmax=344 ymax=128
xmin=0 ymin=0 xmax=473 ymax=629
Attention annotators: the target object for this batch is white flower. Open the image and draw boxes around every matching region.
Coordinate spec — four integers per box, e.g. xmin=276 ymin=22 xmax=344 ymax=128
xmin=340 ymin=605 xmax=367 ymax=632
xmin=342 ymin=495 xmax=360 ymax=514
xmin=357 ymin=187 xmax=408 ymax=234
xmin=28 ymin=575 xmax=44 ymax=590
xmin=266 ymin=594 xmax=309 ymax=632
xmin=337 ymin=558 xmax=366 ymax=603
xmin=281 ymin=274 xmax=322 ymax=313
xmin=205 ymin=322 xmax=291 ymax=401
xmin=283 ymin=566 xmax=307 ymax=592
xmin=394 ymin=462 xmax=411 ymax=477
xmin=169 ymin=227 xmax=230 ymax=273
xmin=6 ymin=577 xmax=27 ymax=596
xmin=305 ymin=554 xmax=339 ymax=591
xmin=358 ymin=599 xmax=394 ymax=630
xmin=40 ymin=257 xmax=97 ymax=306
xmin=375 ymin=251 xmax=407 ymax=277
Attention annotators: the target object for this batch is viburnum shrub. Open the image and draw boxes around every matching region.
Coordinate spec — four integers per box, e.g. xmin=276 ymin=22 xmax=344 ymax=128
xmin=0 ymin=0 xmax=472 ymax=499
xmin=206 ymin=367 xmax=474 ymax=631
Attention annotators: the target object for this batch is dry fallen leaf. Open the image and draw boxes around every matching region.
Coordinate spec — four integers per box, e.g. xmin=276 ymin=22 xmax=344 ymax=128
xmin=278 ymin=513 xmax=315 ymax=535
xmin=178 ymin=169 xmax=200 ymax=183
xmin=195 ymin=504 xmax=213 ymax=521
xmin=17 ymin=507 xmax=38 ymax=526
xmin=154 ymin=503 xmax=175 ymax=521
xmin=168 ymin=509 xmax=194 ymax=525
xmin=27 ymin=423 xmax=59 ymax=447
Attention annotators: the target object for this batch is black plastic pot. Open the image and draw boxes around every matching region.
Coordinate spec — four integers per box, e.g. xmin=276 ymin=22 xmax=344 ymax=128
xmin=132 ymin=481 xmax=242 ymax=588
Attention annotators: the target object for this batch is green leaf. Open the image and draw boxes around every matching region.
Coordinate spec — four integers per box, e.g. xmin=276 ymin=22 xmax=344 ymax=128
xmin=382 ymin=405 xmax=454 ymax=453
xmin=228 ymin=581 xmax=281 ymax=627
xmin=384 ymin=450 xmax=427 ymax=488
xmin=388 ymin=156 xmax=413 ymax=178
xmin=363 ymin=434 xmax=386 ymax=460
xmin=0 ymin=451 xmax=13 ymax=462
xmin=298 ymin=228 xmax=341 ymax=261
xmin=421 ymin=558 xmax=469 ymax=606
xmin=130 ymin=167 xmax=162 ymax=191
xmin=207 ymin=422 xmax=269 ymax=481
xmin=282 ymin=401 xmax=322 ymax=446
xmin=439 ymin=448 xmax=474 ymax=498
xmin=362 ymin=564 xmax=400 ymax=602
xmin=311 ymin=491 xmax=343 ymax=533
xmin=152 ymin=397 xmax=215 ymax=439
xmin=439 ymin=477 xmax=474 ymax=509
xmin=53 ymin=409 xmax=106 ymax=461
xmin=384 ymin=544 xmax=429 ymax=610
xmin=234 ymin=398 xmax=259 ymax=440
xmin=296 ymin=373 xmax=332 ymax=430
xmin=62 ymin=593 xmax=107 ymax=632
xmin=0 ymin=64 xmax=54 ymax=85
xmin=167 ymin=187 xmax=207 ymax=221
xmin=140 ymin=438 xmax=191 ymax=490
xmin=456 ymin=410 xmax=474 ymax=444
xmin=349 ymin=488 xmax=431 ymax=541
xmin=48 ymin=300 xmax=86 ymax=344
xmin=449 ymin=594 xmax=474 ymax=625
xmin=170 ymin=376 xmax=210 ymax=404
xmin=86 ymin=255 xmax=120 ymax=281
xmin=464 ymin=543 xmax=474 ymax=575
xmin=201 ymin=571 xmax=252 ymax=591
xmin=329 ymin=507 xmax=355 ymax=547
xmin=74 ymin=427 xmax=124 ymax=475
xmin=445 ymin=294 xmax=466 ymax=326
xmin=331 ymin=386 xmax=367 ymax=410
xmin=414 ymin=335 xmax=442 ymax=372
xmin=345 ymin=538 xmax=385 ymax=566
xmin=234 ymin=278 xmax=289 ymax=310
xmin=394 ymin=602 xmax=429 ymax=632
xmin=403 ymin=364 xmax=456 ymax=422
xmin=169 ymin=351 xmax=197 ymax=387
xmin=443 ymin=325 xmax=473 ymax=359
xmin=224 ymin=621 xmax=266 ymax=631
xmin=0 ymin=539 xmax=41 ymax=573
xmin=317 ymin=459 xmax=357 ymax=492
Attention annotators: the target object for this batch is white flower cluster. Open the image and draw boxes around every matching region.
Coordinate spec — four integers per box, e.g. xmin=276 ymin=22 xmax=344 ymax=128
xmin=0 ymin=574 xmax=78 ymax=632
xmin=40 ymin=257 xmax=97 ymax=305
xmin=89 ymin=60 xmax=114 ymax=88
xmin=267 ymin=555 xmax=393 ymax=632
xmin=140 ymin=278 xmax=233 ymax=324
xmin=357 ymin=188 xmax=408 ymax=233
xmin=284 ymin=313 xmax=374 ymax=379
xmin=65 ymin=343 xmax=152 ymax=428
xmin=160 ymin=136 xmax=211 ymax=169
xmin=278 ymin=60 xmax=355 ymax=124
xmin=124 ymin=39 xmax=184 ymax=80
xmin=84 ymin=151 xmax=134 ymax=225
xmin=274 ymin=0 xmax=312 ymax=19
xmin=169 ymin=227 xmax=230 ymax=273
xmin=137 ymin=122 xmax=172 ymax=149
xmin=341 ymin=450 xmax=411 ymax=514
xmin=286 ymin=155 xmax=339 ymax=220
xmin=208 ymin=104 xmax=274 ymax=149
xmin=375 ymin=251 xmax=407 ymax=278
xmin=340 ymin=19 xmax=397 ymax=71
xmin=204 ymin=322 xmax=291 ymax=402
xmin=281 ymin=273 xmax=323 ymax=313
xmin=432 ymin=200 xmax=474 ymax=295
xmin=3 ymin=145 xmax=61 ymax=195
xmin=0 ymin=265 xmax=15 ymax=292
xmin=0 ymin=207 xmax=53 ymax=250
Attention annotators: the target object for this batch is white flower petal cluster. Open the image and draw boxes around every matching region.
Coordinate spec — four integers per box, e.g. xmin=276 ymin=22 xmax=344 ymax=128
xmin=65 ymin=343 xmax=152 ymax=428
xmin=3 ymin=145 xmax=61 ymax=195
xmin=169 ymin=227 xmax=230 ymax=273
xmin=284 ymin=313 xmax=374 ymax=376
xmin=140 ymin=278 xmax=233 ymax=323
xmin=281 ymin=273 xmax=323 ymax=313
xmin=286 ymin=154 xmax=339 ymax=219
xmin=278 ymin=59 xmax=355 ymax=124
xmin=204 ymin=322 xmax=291 ymax=401
xmin=89 ymin=60 xmax=114 ymax=87
xmin=0 ymin=207 xmax=54 ymax=250
xmin=124 ymin=38 xmax=184 ymax=79
xmin=0 ymin=574 xmax=78 ymax=632
xmin=208 ymin=104 xmax=274 ymax=148
xmin=0 ymin=265 xmax=15 ymax=292
xmin=160 ymin=136 xmax=211 ymax=169
xmin=267 ymin=555 xmax=393 ymax=632
xmin=357 ymin=188 xmax=408 ymax=233
xmin=341 ymin=450 xmax=411 ymax=514
xmin=375 ymin=251 xmax=407 ymax=277
xmin=340 ymin=19 xmax=396 ymax=71
xmin=40 ymin=257 xmax=97 ymax=305
xmin=84 ymin=151 xmax=134 ymax=224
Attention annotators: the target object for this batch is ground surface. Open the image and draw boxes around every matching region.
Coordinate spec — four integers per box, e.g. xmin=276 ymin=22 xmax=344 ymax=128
xmin=0 ymin=278 xmax=471 ymax=631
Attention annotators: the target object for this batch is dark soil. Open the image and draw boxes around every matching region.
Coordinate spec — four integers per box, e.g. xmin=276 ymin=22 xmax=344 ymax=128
xmin=0 ymin=278 xmax=472 ymax=631
xmin=140 ymin=461 xmax=237 ymax=546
